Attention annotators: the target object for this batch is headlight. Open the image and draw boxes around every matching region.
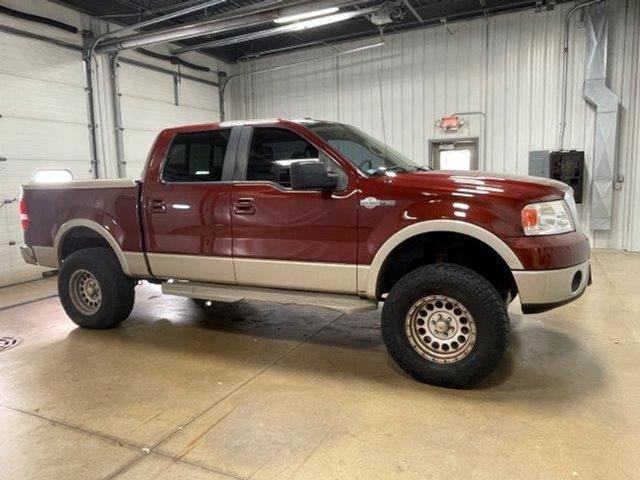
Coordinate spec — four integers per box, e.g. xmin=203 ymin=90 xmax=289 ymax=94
xmin=521 ymin=200 xmax=574 ymax=236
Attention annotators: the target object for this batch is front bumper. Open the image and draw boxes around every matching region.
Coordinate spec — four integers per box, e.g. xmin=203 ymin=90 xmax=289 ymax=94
xmin=513 ymin=260 xmax=591 ymax=314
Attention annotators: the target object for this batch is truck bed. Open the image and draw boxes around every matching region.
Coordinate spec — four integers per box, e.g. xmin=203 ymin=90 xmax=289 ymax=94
xmin=21 ymin=179 xmax=144 ymax=270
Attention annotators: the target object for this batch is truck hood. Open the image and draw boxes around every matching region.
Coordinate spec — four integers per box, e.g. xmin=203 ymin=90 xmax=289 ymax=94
xmin=364 ymin=170 xmax=573 ymax=239
xmin=387 ymin=170 xmax=569 ymax=204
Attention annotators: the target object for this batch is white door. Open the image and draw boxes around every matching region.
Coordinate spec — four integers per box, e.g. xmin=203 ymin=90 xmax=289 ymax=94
xmin=0 ymin=32 xmax=91 ymax=286
xmin=118 ymin=62 xmax=220 ymax=179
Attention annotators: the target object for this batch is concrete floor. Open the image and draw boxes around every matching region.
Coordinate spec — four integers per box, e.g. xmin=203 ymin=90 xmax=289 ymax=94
xmin=0 ymin=250 xmax=639 ymax=480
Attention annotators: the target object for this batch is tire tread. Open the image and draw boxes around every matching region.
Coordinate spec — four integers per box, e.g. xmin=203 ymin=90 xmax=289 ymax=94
xmin=381 ymin=263 xmax=509 ymax=388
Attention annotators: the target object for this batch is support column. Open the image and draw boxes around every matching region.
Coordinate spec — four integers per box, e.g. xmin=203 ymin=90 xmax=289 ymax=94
xmin=109 ymin=53 xmax=127 ymax=178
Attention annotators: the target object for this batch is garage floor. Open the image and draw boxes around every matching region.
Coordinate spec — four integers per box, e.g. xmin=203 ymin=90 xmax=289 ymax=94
xmin=1 ymin=250 xmax=639 ymax=480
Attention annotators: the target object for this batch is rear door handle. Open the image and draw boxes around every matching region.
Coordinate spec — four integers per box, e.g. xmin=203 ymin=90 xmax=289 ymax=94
xmin=233 ymin=198 xmax=255 ymax=215
xmin=150 ymin=199 xmax=166 ymax=213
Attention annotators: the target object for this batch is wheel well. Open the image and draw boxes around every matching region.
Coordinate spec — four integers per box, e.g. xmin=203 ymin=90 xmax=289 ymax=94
xmin=59 ymin=227 xmax=112 ymax=261
xmin=376 ymin=232 xmax=517 ymax=301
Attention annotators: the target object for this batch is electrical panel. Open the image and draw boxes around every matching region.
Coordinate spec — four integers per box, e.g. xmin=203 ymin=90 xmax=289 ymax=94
xmin=528 ymin=150 xmax=584 ymax=204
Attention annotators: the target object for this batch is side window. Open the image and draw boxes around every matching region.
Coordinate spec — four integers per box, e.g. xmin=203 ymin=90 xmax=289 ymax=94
xmin=247 ymin=128 xmax=347 ymax=189
xmin=163 ymin=130 xmax=230 ymax=182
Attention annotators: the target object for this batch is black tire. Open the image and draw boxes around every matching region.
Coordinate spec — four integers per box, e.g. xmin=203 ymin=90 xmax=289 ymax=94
xmin=58 ymin=247 xmax=135 ymax=329
xmin=381 ymin=263 xmax=509 ymax=388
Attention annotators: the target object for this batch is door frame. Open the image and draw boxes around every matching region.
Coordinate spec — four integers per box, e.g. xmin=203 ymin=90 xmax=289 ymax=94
xmin=228 ymin=125 xmax=359 ymax=294
xmin=428 ymin=137 xmax=479 ymax=170
xmin=141 ymin=125 xmax=244 ymax=283
xmin=232 ymin=125 xmax=351 ymax=190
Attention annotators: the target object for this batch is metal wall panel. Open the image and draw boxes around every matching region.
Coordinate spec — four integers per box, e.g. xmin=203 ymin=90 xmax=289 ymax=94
xmin=230 ymin=0 xmax=640 ymax=252
xmin=118 ymin=62 xmax=220 ymax=178
xmin=0 ymin=31 xmax=91 ymax=286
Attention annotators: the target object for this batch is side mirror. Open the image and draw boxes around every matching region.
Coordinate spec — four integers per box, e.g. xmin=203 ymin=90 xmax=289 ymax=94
xmin=290 ymin=161 xmax=338 ymax=191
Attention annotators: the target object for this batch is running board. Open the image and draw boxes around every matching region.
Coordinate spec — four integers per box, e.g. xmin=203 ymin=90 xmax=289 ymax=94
xmin=161 ymin=281 xmax=378 ymax=314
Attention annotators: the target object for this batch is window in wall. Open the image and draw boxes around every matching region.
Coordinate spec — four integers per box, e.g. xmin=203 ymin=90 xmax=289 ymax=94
xmin=430 ymin=140 xmax=478 ymax=171
xmin=163 ymin=130 xmax=230 ymax=182
xmin=246 ymin=128 xmax=347 ymax=189
xmin=34 ymin=169 xmax=73 ymax=183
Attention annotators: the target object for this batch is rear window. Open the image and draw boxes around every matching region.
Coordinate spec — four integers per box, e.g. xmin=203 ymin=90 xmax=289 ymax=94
xmin=163 ymin=130 xmax=230 ymax=182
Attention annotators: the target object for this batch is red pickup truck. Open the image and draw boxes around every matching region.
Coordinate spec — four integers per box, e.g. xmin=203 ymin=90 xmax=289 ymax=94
xmin=20 ymin=119 xmax=590 ymax=387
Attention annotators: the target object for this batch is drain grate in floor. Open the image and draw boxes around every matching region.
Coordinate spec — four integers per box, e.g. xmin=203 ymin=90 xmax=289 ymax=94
xmin=0 ymin=336 xmax=20 ymax=352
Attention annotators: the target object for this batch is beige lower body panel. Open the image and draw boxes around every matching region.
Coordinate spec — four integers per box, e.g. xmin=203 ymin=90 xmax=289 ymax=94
xmin=123 ymin=252 xmax=149 ymax=277
xmin=31 ymin=246 xmax=58 ymax=268
xmin=26 ymin=246 xmax=368 ymax=298
xmin=162 ymin=281 xmax=377 ymax=314
xmin=357 ymin=265 xmax=370 ymax=296
xmin=513 ymin=260 xmax=590 ymax=306
xmin=234 ymin=258 xmax=357 ymax=294
xmin=146 ymin=253 xmax=235 ymax=284
xmin=28 ymin=246 xmax=149 ymax=277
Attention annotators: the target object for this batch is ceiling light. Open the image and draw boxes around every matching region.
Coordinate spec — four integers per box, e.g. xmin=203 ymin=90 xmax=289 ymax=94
xmin=288 ymin=11 xmax=365 ymax=31
xmin=274 ymin=7 xmax=339 ymax=24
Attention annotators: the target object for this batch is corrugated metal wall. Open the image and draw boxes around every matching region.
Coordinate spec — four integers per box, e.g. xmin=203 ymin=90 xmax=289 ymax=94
xmin=0 ymin=28 xmax=91 ymax=286
xmin=230 ymin=0 xmax=640 ymax=252
xmin=118 ymin=63 xmax=220 ymax=178
xmin=0 ymin=0 xmax=225 ymax=286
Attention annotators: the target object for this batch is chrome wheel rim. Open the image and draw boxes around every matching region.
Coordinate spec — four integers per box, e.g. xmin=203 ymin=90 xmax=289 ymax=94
xmin=69 ymin=269 xmax=102 ymax=315
xmin=405 ymin=294 xmax=477 ymax=364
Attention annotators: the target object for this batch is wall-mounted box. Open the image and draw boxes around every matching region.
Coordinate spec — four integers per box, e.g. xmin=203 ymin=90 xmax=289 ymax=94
xmin=528 ymin=150 xmax=584 ymax=204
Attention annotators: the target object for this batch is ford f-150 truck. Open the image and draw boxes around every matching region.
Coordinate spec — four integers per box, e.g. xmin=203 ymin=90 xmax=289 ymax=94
xmin=19 ymin=119 xmax=591 ymax=387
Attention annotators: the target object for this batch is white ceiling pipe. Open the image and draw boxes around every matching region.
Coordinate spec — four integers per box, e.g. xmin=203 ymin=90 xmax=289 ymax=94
xmin=95 ymin=0 xmax=368 ymax=53
xmin=90 ymin=0 xmax=227 ymax=59
xmin=105 ymin=0 xmax=227 ymax=40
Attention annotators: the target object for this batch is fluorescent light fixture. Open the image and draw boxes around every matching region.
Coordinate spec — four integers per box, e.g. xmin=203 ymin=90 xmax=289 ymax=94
xmin=288 ymin=11 xmax=361 ymax=31
xmin=274 ymin=7 xmax=339 ymax=24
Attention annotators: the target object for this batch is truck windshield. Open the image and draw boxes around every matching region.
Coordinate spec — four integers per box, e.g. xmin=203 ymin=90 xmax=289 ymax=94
xmin=306 ymin=122 xmax=427 ymax=176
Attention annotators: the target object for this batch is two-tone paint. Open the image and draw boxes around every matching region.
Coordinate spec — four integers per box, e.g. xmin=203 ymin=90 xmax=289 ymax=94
xmin=20 ymin=119 xmax=590 ymax=309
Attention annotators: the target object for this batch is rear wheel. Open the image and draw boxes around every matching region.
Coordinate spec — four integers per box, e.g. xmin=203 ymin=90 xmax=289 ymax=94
xmin=58 ymin=247 xmax=135 ymax=329
xmin=381 ymin=263 xmax=509 ymax=388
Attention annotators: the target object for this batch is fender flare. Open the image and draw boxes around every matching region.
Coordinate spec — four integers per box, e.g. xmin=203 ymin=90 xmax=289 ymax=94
xmin=365 ymin=219 xmax=523 ymax=298
xmin=53 ymin=219 xmax=133 ymax=276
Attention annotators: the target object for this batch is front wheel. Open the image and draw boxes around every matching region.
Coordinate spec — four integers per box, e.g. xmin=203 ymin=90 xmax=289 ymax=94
xmin=58 ymin=247 xmax=135 ymax=329
xmin=381 ymin=263 xmax=509 ymax=388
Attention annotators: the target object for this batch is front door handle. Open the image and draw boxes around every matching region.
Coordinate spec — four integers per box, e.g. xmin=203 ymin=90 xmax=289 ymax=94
xmin=150 ymin=199 xmax=166 ymax=213
xmin=233 ymin=198 xmax=255 ymax=215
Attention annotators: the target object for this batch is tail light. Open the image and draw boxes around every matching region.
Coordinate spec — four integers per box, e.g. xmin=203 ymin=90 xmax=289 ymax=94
xmin=19 ymin=199 xmax=30 ymax=230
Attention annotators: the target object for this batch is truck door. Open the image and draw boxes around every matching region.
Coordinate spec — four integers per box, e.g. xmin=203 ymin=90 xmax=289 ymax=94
xmin=230 ymin=125 xmax=359 ymax=293
xmin=142 ymin=127 xmax=240 ymax=284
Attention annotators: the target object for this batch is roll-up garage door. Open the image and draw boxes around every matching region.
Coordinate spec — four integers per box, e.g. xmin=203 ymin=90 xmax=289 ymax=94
xmin=118 ymin=62 xmax=220 ymax=179
xmin=0 ymin=32 xmax=91 ymax=286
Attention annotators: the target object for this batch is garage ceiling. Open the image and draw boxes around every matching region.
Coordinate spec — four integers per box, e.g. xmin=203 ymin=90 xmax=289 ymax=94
xmin=55 ymin=0 xmax=569 ymax=62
